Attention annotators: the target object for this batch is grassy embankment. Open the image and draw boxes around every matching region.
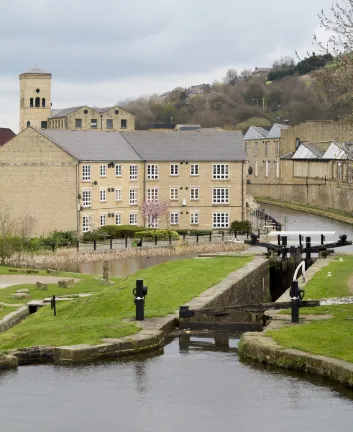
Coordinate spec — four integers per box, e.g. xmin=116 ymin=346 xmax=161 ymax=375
xmin=268 ymin=257 xmax=353 ymax=363
xmin=0 ymin=305 xmax=18 ymax=320
xmin=256 ymin=197 xmax=353 ymax=225
xmin=0 ymin=257 xmax=252 ymax=349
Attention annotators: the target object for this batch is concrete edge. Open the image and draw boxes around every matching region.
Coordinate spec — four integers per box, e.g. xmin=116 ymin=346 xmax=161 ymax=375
xmin=0 ymin=306 xmax=29 ymax=334
xmin=240 ymin=257 xmax=353 ymax=388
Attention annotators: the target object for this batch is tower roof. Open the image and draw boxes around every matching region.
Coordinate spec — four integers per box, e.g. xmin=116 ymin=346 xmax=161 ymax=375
xmin=19 ymin=68 xmax=51 ymax=77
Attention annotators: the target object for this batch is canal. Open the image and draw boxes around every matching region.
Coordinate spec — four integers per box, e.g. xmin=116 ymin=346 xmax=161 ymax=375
xmin=1 ymin=204 xmax=353 ymax=430
xmin=1 ymin=337 xmax=353 ymax=431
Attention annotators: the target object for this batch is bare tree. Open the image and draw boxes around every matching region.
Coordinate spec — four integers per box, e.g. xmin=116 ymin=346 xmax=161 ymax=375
xmin=223 ymin=69 xmax=239 ymax=85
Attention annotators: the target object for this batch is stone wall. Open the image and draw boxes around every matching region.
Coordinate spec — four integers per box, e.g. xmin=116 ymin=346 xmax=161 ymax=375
xmin=0 ymin=306 xmax=29 ymax=333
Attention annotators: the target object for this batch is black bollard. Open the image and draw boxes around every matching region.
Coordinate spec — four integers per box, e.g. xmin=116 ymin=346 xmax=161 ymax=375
xmin=183 ymin=233 xmax=186 ymax=242
xmin=155 ymin=235 xmax=158 ymax=246
xmin=290 ymin=280 xmax=300 ymax=324
xmin=93 ymin=239 xmax=97 ymax=251
xmin=196 ymin=232 xmax=199 ymax=243
xmin=51 ymin=295 xmax=57 ymax=317
xmin=209 ymin=232 xmax=212 ymax=242
xmin=299 ymin=235 xmax=302 ymax=248
xmin=169 ymin=234 xmax=172 ymax=245
xmin=222 ymin=231 xmax=225 ymax=241
xmin=125 ymin=236 xmax=128 ymax=248
xmin=277 ymin=235 xmax=281 ymax=246
xmin=52 ymin=243 xmax=56 ymax=253
xmin=76 ymin=240 xmax=80 ymax=252
xmin=306 ymin=237 xmax=311 ymax=262
xmin=133 ymin=280 xmax=148 ymax=321
xmin=110 ymin=238 xmax=113 ymax=250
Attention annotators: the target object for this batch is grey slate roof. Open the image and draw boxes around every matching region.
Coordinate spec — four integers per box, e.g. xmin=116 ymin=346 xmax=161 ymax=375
xmin=50 ymin=106 xmax=84 ymax=118
xmin=41 ymin=130 xmax=141 ymax=162
xmin=121 ymin=131 xmax=246 ymax=161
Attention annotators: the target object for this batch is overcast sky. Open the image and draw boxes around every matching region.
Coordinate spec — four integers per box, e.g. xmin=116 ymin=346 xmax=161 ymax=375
xmin=0 ymin=0 xmax=333 ymax=132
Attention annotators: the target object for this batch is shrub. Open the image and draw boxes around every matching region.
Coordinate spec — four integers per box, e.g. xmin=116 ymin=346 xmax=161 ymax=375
xmin=43 ymin=230 xmax=79 ymax=247
xmin=229 ymin=220 xmax=252 ymax=234
xmin=101 ymin=225 xmax=145 ymax=239
xmin=175 ymin=229 xmax=212 ymax=236
xmin=134 ymin=229 xmax=179 ymax=241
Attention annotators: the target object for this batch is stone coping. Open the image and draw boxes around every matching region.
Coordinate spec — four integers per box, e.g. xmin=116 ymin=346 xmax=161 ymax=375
xmin=240 ymin=257 xmax=353 ymax=388
xmin=3 ymin=257 xmax=263 ymax=367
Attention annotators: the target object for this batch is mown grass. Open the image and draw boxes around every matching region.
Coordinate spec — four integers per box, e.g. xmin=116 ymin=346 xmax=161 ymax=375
xmin=270 ymin=257 xmax=353 ymax=363
xmin=0 ymin=257 xmax=252 ymax=349
xmin=0 ymin=305 xmax=18 ymax=320
xmin=0 ymin=265 xmax=89 ymax=278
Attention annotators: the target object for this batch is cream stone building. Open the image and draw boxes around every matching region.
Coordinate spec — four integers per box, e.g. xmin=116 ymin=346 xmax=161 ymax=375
xmin=19 ymin=68 xmax=135 ymax=132
xmin=0 ymin=129 xmax=246 ymax=236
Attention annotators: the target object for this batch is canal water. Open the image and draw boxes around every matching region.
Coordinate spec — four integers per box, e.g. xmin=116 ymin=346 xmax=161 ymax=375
xmin=1 ymin=337 xmax=353 ymax=432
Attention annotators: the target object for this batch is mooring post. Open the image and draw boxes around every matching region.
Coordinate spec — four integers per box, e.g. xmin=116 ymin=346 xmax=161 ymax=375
xmin=290 ymin=280 xmax=300 ymax=324
xmin=155 ymin=235 xmax=158 ymax=246
xmin=51 ymin=295 xmax=57 ymax=317
xmin=209 ymin=232 xmax=212 ymax=242
xmin=183 ymin=233 xmax=186 ymax=242
xmin=306 ymin=237 xmax=311 ymax=262
xmin=76 ymin=240 xmax=79 ymax=252
xmin=222 ymin=231 xmax=225 ymax=241
xmin=169 ymin=234 xmax=172 ymax=245
xmin=52 ymin=243 xmax=56 ymax=253
xmin=196 ymin=232 xmax=199 ymax=243
xmin=110 ymin=238 xmax=113 ymax=250
xmin=125 ymin=236 xmax=128 ymax=248
xmin=93 ymin=240 xmax=97 ymax=251
xmin=133 ymin=280 xmax=148 ymax=321
xmin=103 ymin=260 xmax=110 ymax=283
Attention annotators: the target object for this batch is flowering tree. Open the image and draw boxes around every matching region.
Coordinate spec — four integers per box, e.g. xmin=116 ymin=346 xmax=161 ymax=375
xmin=246 ymin=195 xmax=259 ymax=216
xmin=140 ymin=199 xmax=170 ymax=228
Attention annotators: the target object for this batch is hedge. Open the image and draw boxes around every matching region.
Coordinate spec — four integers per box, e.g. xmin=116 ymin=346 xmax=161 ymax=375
xmin=229 ymin=220 xmax=252 ymax=234
xmin=134 ymin=230 xmax=180 ymax=241
xmin=83 ymin=225 xmax=145 ymax=241
xmin=176 ymin=229 xmax=212 ymax=236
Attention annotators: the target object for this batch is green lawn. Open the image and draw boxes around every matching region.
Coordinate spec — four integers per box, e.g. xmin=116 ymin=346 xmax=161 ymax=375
xmin=0 ymin=256 xmax=252 ymax=349
xmin=269 ymin=257 xmax=353 ymax=363
xmin=0 ymin=305 xmax=18 ymax=320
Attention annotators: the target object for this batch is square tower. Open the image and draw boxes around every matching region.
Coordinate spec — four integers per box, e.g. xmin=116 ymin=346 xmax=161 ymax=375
xmin=19 ymin=68 xmax=52 ymax=131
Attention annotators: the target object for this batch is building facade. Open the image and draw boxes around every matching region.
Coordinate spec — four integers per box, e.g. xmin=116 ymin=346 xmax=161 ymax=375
xmin=19 ymin=68 xmax=135 ymax=132
xmin=0 ymin=129 xmax=246 ymax=236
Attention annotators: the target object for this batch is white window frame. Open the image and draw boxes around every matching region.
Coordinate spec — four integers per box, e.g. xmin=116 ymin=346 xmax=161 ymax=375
xmin=170 ymin=164 xmax=179 ymax=176
xmin=91 ymin=119 xmax=98 ymax=129
xmin=115 ymin=213 xmax=122 ymax=226
xmin=100 ymin=213 xmax=107 ymax=227
xmin=129 ymin=212 xmax=138 ymax=226
xmin=100 ymin=188 xmax=107 ymax=203
xmin=130 ymin=164 xmax=138 ymax=180
xmin=170 ymin=212 xmax=179 ymax=225
xmin=82 ymin=189 xmax=92 ymax=207
xmin=147 ymin=164 xmax=159 ymax=180
xmin=129 ymin=187 xmax=138 ymax=205
xmin=82 ymin=215 xmax=92 ymax=233
xmin=212 ymin=164 xmax=229 ymax=180
xmin=190 ymin=187 xmax=199 ymax=200
xmin=82 ymin=164 xmax=91 ymax=182
xmin=115 ymin=164 xmax=122 ymax=177
xmin=212 ymin=212 xmax=229 ymax=229
xmin=212 ymin=188 xmax=229 ymax=204
xmin=115 ymin=188 xmax=122 ymax=201
xmin=147 ymin=187 xmax=159 ymax=202
xmin=100 ymin=164 xmax=107 ymax=178
xmin=265 ymin=161 xmax=269 ymax=178
xmin=170 ymin=187 xmax=179 ymax=200
xmin=276 ymin=161 xmax=280 ymax=178
xmin=190 ymin=212 xmax=199 ymax=225
xmin=190 ymin=164 xmax=199 ymax=176
xmin=147 ymin=216 xmax=159 ymax=229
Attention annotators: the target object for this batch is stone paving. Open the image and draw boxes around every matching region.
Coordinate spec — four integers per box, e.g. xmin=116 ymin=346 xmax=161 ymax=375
xmin=0 ymin=275 xmax=79 ymax=289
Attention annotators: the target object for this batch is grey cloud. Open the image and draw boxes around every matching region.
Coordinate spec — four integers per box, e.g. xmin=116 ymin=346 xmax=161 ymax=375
xmin=0 ymin=0 xmax=334 ymax=82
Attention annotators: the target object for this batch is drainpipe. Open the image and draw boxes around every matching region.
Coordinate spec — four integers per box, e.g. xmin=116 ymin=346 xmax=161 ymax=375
xmin=242 ymin=160 xmax=245 ymax=221
xmin=76 ymin=163 xmax=80 ymax=233
xmin=143 ymin=161 xmax=146 ymax=227
xmin=100 ymin=114 xmax=103 ymax=130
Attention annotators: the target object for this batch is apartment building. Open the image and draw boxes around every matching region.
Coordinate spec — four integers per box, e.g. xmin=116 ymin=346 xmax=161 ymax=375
xmin=0 ymin=128 xmax=246 ymax=236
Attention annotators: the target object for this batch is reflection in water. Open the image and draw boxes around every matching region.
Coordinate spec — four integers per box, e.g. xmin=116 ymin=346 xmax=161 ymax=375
xmin=0 ymin=338 xmax=353 ymax=432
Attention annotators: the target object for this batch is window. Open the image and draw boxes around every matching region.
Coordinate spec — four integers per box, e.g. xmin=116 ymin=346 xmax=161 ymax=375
xmin=190 ymin=212 xmax=199 ymax=225
xmin=190 ymin=187 xmax=199 ymax=200
xmin=130 ymin=164 xmax=138 ymax=180
xmin=170 ymin=164 xmax=179 ymax=176
xmin=147 ymin=164 xmax=159 ymax=180
xmin=75 ymin=119 xmax=82 ymax=129
xmin=100 ymin=164 xmax=107 ymax=177
xmin=26 ymin=121 xmax=30 ymax=127
xmin=147 ymin=188 xmax=159 ymax=202
xmin=130 ymin=212 xmax=138 ymax=225
xmin=115 ymin=109 xmax=119 ymax=115
xmin=255 ymin=161 xmax=258 ymax=177
xmin=100 ymin=188 xmax=107 ymax=202
xmin=82 ymin=215 xmax=92 ymax=233
xmin=212 ymin=164 xmax=229 ymax=180
xmin=190 ymin=164 xmax=199 ymax=176
xmin=276 ymin=140 xmax=280 ymax=157
xmin=254 ymin=142 xmax=258 ymax=157
xmin=30 ymin=98 xmax=33 ymax=107
xmin=84 ymin=109 xmax=88 ymax=115
xmin=35 ymin=97 xmax=40 ymax=107
xmin=147 ymin=216 xmax=159 ymax=229
xmin=82 ymin=189 xmax=92 ymax=207
xmin=265 ymin=161 xmax=269 ymax=178
xmin=265 ymin=142 xmax=268 ymax=157
xmin=82 ymin=164 xmax=91 ymax=181
xmin=115 ymin=164 xmax=122 ymax=177
xmin=91 ymin=119 xmax=98 ymax=128
xmin=115 ymin=213 xmax=122 ymax=225
xmin=348 ymin=164 xmax=353 ymax=183
xmin=41 ymin=121 xmax=47 ymax=129
xmin=212 ymin=188 xmax=229 ymax=204
xmin=170 ymin=188 xmax=179 ymax=200
xmin=100 ymin=214 xmax=107 ymax=227
xmin=338 ymin=163 xmax=342 ymax=181
xmin=276 ymin=161 xmax=280 ymax=178
xmin=42 ymin=98 xmax=46 ymax=108
xmin=129 ymin=188 xmax=138 ymax=205
xmin=115 ymin=188 xmax=122 ymax=201
xmin=121 ymin=119 xmax=127 ymax=129
xmin=212 ymin=212 xmax=229 ymax=228
xmin=36 ymin=88 xmax=40 ymax=93
xmin=106 ymin=119 xmax=113 ymax=129
xmin=170 ymin=212 xmax=179 ymax=225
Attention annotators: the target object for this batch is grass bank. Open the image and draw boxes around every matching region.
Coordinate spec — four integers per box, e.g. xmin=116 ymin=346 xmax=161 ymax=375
xmin=0 ymin=256 xmax=252 ymax=349
xmin=268 ymin=257 xmax=353 ymax=363
xmin=256 ymin=197 xmax=353 ymax=225
xmin=0 ymin=305 xmax=18 ymax=320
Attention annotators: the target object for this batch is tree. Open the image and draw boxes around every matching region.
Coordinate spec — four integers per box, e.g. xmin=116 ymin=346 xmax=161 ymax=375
xmin=140 ymin=200 xmax=170 ymax=228
xmin=272 ymin=56 xmax=295 ymax=70
xmin=223 ymin=69 xmax=238 ymax=85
